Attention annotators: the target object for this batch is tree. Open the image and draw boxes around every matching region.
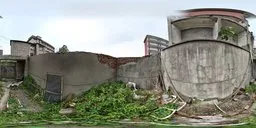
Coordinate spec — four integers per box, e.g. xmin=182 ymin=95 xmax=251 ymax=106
xmin=58 ymin=45 xmax=69 ymax=53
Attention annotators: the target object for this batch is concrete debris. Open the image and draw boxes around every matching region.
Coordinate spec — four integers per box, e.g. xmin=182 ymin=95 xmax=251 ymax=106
xmin=59 ymin=108 xmax=76 ymax=115
xmin=126 ymin=82 xmax=137 ymax=90
xmin=232 ymin=98 xmax=239 ymax=101
xmin=244 ymin=105 xmax=250 ymax=110
xmin=133 ymin=92 xmax=146 ymax=100
xmin=162 ymin=94 xmax=177 ymax=104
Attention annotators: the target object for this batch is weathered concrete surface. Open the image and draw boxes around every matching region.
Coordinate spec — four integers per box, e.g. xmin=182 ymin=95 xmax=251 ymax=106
xmin=162 ymin=39 xmax=251 ymax=99
xmin=28 ymin=52 xmax=116 ymax=97
xmin=117 ymin=54 xmax=161 ymax=89
xmin=181 ymin=28 xmax=213 ymax=41
xmin=0 ymin=55 xmax=26 ymax=60
xmin=10 ymin=41 xmax=31 ymax=57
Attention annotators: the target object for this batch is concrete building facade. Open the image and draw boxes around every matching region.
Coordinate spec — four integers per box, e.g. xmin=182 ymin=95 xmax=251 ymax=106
xmin=144 ymin=35 xmax=168 ymax=56
xmin=10 ymin=35 xmax=55 ymax=57
xmin=0 ymin=50 xmax=2 ymax=56
xmin=163 ymin=8 xmax=255 ymax=100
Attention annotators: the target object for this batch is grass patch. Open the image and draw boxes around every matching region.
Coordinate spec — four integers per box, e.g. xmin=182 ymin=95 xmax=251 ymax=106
xmin=245 ymin=83 xmax=256 ymax=93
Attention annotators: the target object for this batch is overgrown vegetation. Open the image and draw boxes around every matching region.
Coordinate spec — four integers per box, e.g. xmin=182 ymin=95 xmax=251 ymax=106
xmin=245 ymin=83 xmax=256 ymax=93
xmin=22 ymin=75 xmax=43 ymax=97
xmin=218 ymin=27 xmax=238 ymax=41
xmin=73 ymin=82 xmax=177 ymax=122
xmin=0 ymin=77 xmax=177 ymax=126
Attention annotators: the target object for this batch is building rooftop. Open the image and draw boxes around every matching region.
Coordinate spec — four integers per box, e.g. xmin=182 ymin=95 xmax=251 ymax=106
xmin=27 ymin=35 xmax=55 ymax=49
xmin=143 ymin=35 xmax=168 ymax=43
xmin=182 ymin=8 xmax=256 ymax=19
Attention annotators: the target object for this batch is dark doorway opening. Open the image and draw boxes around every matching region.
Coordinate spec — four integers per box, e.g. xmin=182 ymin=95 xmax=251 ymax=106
xmin=44 ymin=74 xmax=62 ymax=103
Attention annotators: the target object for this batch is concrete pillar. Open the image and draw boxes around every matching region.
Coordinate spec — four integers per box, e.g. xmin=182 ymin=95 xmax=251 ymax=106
xmin=36 ymin=44 xmax=39 ymax=55
xmin=213 ymin=18 xmax=221 ymax=39
xmin=24 ymin=58 xmax=29 ymax=77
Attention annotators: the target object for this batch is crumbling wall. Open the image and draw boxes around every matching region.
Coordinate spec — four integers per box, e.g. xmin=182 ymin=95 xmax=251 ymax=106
xmin=28 ymin=52 xmax=116 ymax=97
xmin=162 ymin=39 xmax=251 ymax=100
xmin=117 ymin=54 xmax=161 ymax=89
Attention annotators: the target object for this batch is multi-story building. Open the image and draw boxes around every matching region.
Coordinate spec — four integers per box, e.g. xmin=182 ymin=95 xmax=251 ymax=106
xmin=144 ymin=35 xmax=168 ymax=56
xmin=10 ymin=35 xmax=55 ymax=56
xmin=0 ymin=49 xmax=3 ymax=56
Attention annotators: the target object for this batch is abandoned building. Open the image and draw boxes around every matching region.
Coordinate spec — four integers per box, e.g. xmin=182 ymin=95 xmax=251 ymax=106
xmin=10 ymin=35 xmax=55 ymax=57
xmin=0 ymin=35 xmax=54 ymax=82
xmin=163 ymin=8 xmax=255 ymax=100
xmin=0 ymin=8 xmax=256 ymax=103
xmin=144 ymin=35 xmax=168 ymax=56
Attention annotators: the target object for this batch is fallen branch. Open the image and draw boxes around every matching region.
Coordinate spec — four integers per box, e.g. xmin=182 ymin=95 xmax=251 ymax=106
xmin=153 ymin=102 xmax=187 ymax=120
xmin=214 ymin=102 xmax=227 ymax=114
xmin=176 ymin=112 xmax=203 ymax=119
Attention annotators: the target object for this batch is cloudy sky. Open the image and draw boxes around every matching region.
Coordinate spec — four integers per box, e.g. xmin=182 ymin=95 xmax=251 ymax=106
xmin=0 ymin=0 xmax=256 ymax=57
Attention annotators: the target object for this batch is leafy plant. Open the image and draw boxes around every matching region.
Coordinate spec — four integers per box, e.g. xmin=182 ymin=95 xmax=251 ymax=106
xmin=218 ymin=27 xmax=238 ymax=41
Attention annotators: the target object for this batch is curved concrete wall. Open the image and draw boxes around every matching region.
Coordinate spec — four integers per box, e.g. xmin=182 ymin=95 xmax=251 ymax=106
xmin=28 ymin=52 xmax=116 ymax=97
xmin=162 ymin=40 xmax=251 ymax=99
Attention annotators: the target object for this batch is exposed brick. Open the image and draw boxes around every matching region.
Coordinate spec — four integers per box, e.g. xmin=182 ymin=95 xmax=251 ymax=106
xmin=117 ymin=57 xmax=141 ymax=67
xmin=97 ymin=54 xmax=143 ymax=69
xmin=97 ymin=54 xmax=117 ymax=69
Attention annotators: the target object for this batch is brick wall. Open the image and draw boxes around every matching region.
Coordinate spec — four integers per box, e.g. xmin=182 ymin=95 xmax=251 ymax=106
xmin=117 ymin=57 xmax=141 ymax=67
xmin=97 ymin=54 xmax=117 ymax=69
xmin=97 ymin=54 xmax=142 ymax=69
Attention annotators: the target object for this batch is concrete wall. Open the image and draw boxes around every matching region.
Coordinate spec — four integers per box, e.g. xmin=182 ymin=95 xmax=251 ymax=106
xmin=28 ymin=52 xmax=116 ymax=97
xmin=117 ymin=54 xmax=161 ymax=89
xmin=11 ymin=42 xmax=30 ymax=57
xmin=0 ymin=61 xmax=16 ymax=80
xmin=162 ymin=39 xmax=251 ymax=100
xmin=170 ymin=24 xmax=181 ymax=45
xmin=181 ymin=28 xmax=213 ymax=41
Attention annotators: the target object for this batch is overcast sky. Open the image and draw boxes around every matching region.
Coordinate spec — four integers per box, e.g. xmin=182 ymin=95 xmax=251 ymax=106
xmin=1 ymin=0 xmax=256 ymax=57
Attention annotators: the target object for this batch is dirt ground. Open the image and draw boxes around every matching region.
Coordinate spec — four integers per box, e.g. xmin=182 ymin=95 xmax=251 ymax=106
xmin=10 ymin=88 xmax=43 ymax=112
xmin=179 ymin=91 xmax=255 ymax=117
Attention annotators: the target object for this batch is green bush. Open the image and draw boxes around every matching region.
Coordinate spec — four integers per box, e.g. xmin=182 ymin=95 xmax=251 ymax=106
xmin=74 ymin=82 xmax=176 ymax=121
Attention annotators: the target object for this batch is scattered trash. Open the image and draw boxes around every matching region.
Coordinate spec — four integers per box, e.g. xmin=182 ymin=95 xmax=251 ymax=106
xmin=126 ymin=82 xmax=137 ymax=90
xmin=59 ymin=108 xmax=76 ymax=115
xmin=7 ymin=81 xmax=23 ymax=88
